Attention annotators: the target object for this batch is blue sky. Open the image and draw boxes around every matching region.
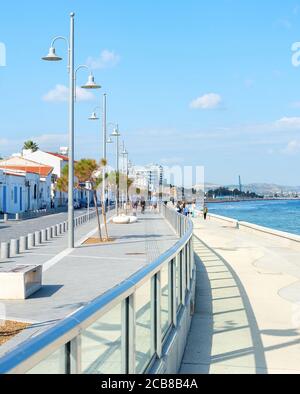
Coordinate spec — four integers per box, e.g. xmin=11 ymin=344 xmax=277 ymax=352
xmin=1 ymin=1 xmax=300 ymax=185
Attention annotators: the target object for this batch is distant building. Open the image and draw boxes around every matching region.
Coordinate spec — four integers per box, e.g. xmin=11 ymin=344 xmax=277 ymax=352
xmin=129 ymin=164 xmax=165 ymax=196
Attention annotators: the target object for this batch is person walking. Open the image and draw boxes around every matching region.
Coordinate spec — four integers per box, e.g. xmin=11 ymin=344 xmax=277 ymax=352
xmin=203 ymin=206 xmax=209 ymax=220
xmin=141 ymin=196 xmax=146 ymax=214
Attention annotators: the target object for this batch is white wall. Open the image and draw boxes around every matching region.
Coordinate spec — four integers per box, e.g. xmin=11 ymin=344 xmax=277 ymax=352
xmin=0 ymin=171 xmax=44 ymax=214
xmin=23 ymin=151 xmax=64 ymax=177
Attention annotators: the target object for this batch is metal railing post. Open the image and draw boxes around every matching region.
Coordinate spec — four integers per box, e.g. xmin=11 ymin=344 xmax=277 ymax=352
xmin=127 ymin=294 xmax=136 ymax=374
xmin=156 ymin=271 xmax=162 ymax=358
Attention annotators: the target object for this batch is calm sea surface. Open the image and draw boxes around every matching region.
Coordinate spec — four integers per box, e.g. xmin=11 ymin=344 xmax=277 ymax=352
xmin=207 ymin=199 xmax=300 ymax=236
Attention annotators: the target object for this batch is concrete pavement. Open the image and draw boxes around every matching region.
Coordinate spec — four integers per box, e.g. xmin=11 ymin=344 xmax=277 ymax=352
xmin=0 ymin=211 xmax=178 ymax=356
xmin=181 ymin=216 xmax=300 ymax=374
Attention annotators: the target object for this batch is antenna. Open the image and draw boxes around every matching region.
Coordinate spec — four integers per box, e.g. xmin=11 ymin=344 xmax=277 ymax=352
xmin=239 ymin=175 xmax=242 ymax=193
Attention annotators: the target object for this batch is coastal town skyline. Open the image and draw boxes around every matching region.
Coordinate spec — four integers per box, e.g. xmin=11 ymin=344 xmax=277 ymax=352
xmin=1 ymin=1 xmax=300 ymax=186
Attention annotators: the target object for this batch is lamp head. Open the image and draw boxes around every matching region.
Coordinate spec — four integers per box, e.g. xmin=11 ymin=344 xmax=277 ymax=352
xmin=82 ymin=73 xmax=101 ymax=89
xmin=42 ymin=47 xmax=62 ymax=61
xmin=89 ymin=112 xmax=99 ymax=121
xmin=107 ymin=137 xmax=114 ymax=144
xmin=111 ymin=128 xmax=121 ymax=138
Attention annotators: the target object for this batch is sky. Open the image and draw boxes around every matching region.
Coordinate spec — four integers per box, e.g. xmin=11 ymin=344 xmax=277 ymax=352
xmin=1 ymin=0 xmax=300 ymax=186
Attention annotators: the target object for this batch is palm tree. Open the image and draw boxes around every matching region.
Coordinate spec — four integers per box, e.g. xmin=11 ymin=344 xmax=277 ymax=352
xmin=75 ymin=159 xmax=107 ymax=242
xmin=23 ymin=140 xmax=39 ymax=152
xmin=56 ymin=159 xmax=109 ymax=242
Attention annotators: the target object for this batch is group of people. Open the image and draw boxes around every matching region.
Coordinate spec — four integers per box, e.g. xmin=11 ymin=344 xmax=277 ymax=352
xmin=176 ymin=202 xmax=196 ymax=217
xmin=176 ymin=201 xmax=209 ymax=220
xmin=130 ymin=194 xmax=159 ymax=215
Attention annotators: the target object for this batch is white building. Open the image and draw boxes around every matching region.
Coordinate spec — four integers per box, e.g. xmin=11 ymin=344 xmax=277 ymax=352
xmin=0 ymin=157 xmax=53 ymax=211
xmin=129 ymin=164 xmax=165 ymax=195
xmin=0 ymin=169 xmax=41 ymax=214
xmin=23 ymin=148 xmax=69 ymax=207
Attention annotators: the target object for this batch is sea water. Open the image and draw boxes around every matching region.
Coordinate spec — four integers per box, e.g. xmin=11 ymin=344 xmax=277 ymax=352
xmin=207 ymin=199 xmax=300 ymax=236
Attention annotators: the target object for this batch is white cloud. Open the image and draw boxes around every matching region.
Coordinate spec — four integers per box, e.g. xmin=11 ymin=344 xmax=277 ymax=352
xmin=190 ymin=93 xmax=222 ymax=110
xmin=275 ymin=117 xmax=300 ymax=130
xmin=86 ymin=50 xmax=120 ymax=70
xmin=282 ymin=140 xmax=300 ymax=155
xmin=34 ymin=134 xmax=68 ymax=145
xmin=43 ymin=84 xmax=95 ymax=103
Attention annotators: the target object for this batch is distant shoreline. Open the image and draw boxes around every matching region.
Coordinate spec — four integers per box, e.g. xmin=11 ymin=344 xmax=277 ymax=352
xmin=206 ymin=198 xmax=300 ymax=204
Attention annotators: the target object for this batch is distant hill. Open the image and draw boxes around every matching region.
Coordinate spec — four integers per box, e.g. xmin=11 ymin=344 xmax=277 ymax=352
xmin=194 ymin=183 xmax=300 ymax=195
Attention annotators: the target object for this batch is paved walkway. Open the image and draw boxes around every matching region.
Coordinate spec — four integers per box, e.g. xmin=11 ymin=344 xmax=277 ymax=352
xmin=0 ymin=211 xmax=178 ymax=356
xmin=0 ymin=209 xmax=92 ymax=243
xmin=181 ymin=217 xmax=300 ymax=374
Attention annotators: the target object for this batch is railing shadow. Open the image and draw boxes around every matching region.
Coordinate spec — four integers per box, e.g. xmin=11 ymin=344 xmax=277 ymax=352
xmin=181 ymin=236 xmax=268 ymax=374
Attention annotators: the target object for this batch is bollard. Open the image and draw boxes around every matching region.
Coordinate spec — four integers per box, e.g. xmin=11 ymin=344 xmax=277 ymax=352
xmin=0 ymin=242 xmax=10 ymax=259
xmin=46 ymin=228 xmax=51 ymax=240
xmin=16 ymin=213 xmax=20 ymax=221
xmin=63 ymin=222 xmax=67 ymax=233
xmin=41 ymin=229 xmax=47 ymax=243
xmin=20 ymin=236 xmax=28 ymax=253
xmin=3 ymin=214 xmax=8 ymax=222
xmin=51 ymin=226 xmax=55 ymax=238
xmin=54 ymin=225 xmax=58 ymax=237
xmin=236 ymin=221 xmax=240 ymax=230
xmin=59 ymin=223 xmax=63 ymax=234
xmin=28 ymin=233 xmax=35 ymax=249
xmin=55 ymin=224 xmax=60 ymax=236
xmin=10 ymin=239 xmax=20 ymax=257
xmin=35 ymin=231 xmax=41 ymax=245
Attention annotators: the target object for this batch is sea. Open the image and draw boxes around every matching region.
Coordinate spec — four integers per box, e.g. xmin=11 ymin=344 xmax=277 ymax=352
xmin=207 ymin=199 xmax=300 ymax=236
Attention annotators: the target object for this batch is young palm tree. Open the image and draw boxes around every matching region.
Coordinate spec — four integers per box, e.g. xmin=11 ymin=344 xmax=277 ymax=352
xmin=23 ymin=140 xmax=39 ymax=152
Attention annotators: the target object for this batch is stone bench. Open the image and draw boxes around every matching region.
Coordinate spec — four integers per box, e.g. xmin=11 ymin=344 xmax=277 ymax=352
xmin=0 ymin=265 xmax=42 ymax=300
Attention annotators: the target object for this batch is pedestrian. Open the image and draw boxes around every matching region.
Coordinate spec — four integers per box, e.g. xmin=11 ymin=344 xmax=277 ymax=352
xmin=184 ymin=205 xmax=189 ymax=217
xmin=141 ymin=196 xmax=146 ymax=214
xmin=203 ymin=206 xmax=209 ymax=220
xmin=151 ymin=195 xmax=158 ymax=213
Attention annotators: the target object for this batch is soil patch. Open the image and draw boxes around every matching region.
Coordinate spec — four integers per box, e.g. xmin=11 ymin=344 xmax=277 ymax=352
xmin=0 ymin=321 xmax=29 ymax=346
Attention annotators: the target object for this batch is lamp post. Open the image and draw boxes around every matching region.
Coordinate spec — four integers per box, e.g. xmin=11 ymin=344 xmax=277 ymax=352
xmin=111 ymin=126 xmax=121 ymax=215
xmin=122 ymin=143 xmax=129 ymax=212
xmin=89 ymin=93 xmax=108 ymax=210
xmin=42 ymin=13 xmax=101 ymax=249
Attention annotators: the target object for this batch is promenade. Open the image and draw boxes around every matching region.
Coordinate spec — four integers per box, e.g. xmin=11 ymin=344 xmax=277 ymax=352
xmin=181 ymin=216 xmax=300 ymax=374
xmin=0 ymin=211 xmax=178 ymax=357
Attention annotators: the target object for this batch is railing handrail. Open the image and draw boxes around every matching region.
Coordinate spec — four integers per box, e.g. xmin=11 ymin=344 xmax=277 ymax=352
xmin=0 ymin=206 xmax=193 ymax=374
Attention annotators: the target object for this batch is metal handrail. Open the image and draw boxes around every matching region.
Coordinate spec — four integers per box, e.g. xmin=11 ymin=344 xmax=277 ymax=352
xmin=0 ymin=206 xmax=193 ymax=374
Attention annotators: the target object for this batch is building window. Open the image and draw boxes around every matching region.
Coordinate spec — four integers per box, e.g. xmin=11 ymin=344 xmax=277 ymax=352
xmin=34 ymin=184 xmax=37 ymax=200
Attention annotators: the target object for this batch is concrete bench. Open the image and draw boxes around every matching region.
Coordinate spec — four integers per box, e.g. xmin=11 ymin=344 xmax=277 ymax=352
xmin=0 ymin=265 xmax=42 ymax=300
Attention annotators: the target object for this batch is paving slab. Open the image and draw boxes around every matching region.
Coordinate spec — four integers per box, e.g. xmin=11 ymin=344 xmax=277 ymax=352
xmin=180 ymin=217 xmax=300 ymax=375
xmin=0 ymin=211 xmax=178 ymax=356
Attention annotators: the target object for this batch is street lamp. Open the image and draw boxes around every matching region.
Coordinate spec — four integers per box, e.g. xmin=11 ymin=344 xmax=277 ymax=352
xmin=42 ymin=13 xmax=101 ymax=249
xmin=121 ymin=143 xmax=129 ymax=211
xmin=110 ymin=125 xmax=121 ymax=215
xmin=88 ymin=93 xmax=109 ymax=210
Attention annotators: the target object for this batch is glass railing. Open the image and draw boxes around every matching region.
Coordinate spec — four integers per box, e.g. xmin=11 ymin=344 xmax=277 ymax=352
xmin=0 ymin=204 xmax=194 ymax=374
